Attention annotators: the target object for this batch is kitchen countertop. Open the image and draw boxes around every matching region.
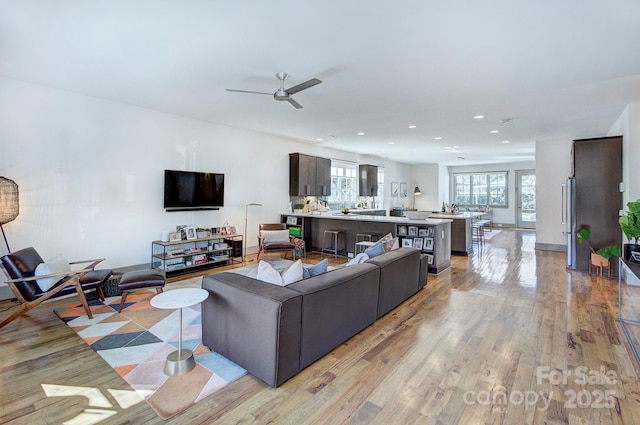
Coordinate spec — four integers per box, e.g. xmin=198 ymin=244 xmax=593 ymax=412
xmin=285 ymin=211 xmax=453 ymax=225
xmin=429 ymin=212 xmax=489 ymax=219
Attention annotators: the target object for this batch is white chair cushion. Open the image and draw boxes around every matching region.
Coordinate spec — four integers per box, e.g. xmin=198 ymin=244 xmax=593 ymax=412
xmin=35 ymin=254 xmax=70 ymax=292
xmin=260 ymin=230 xmax=291 ymax=243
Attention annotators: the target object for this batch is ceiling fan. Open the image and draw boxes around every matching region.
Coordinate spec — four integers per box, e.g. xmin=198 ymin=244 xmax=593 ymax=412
xmin=226 ymin=72 xmax=322 ymax=109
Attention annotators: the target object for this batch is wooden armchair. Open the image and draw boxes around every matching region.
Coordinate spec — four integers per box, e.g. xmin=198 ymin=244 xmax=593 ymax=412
xmin=257 ymin=223 xmax=296 ymax=261
xmin=0 ymin=247 xmax=113 ymax=328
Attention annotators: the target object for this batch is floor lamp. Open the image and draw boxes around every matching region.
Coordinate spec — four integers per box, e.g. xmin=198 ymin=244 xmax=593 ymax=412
xmin=244 ymin=203 xmax=262 ymax=262
xmin=0 ymin=177 xmax=19 ymax=253
xmin=413 ymin=186 xmax=422 ymax=210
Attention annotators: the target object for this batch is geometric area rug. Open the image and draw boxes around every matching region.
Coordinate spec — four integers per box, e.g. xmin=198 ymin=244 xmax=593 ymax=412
xmin=53 ymin=288 xmax=247 ymax=420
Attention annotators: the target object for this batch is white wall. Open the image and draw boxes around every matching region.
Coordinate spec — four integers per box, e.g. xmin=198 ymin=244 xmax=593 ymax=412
xmin=447 ymin=161 xmax=535 ymax=225
xmin=0 ymin=77 xmax=411 ymax=273
xmin=411 ymin=163 xmax=440 ymax=211
xmin=534 ymin=138 xmax=572 ymax=249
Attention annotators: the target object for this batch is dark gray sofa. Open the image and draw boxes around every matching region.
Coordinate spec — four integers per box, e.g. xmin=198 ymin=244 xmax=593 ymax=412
xmin=201 ymin=247 xmax=428 ymax=387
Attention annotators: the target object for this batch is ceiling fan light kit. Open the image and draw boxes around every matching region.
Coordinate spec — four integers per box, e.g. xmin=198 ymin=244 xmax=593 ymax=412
xmin=227 ymin=72 xmax=322 ymax=109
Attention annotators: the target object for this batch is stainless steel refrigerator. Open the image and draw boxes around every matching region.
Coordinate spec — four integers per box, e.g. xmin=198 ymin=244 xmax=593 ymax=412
xmin=563 ymin=137 xmax=622 ymax=273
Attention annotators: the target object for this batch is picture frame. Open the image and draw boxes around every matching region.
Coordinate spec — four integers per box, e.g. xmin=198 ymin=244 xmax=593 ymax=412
xmin=168 ymin=232 xmax=182 ymax=242
xmin=400 ymin=182 xmax=408 ymax=198
xmin=228 ymin=225 xmax=237 ymax=235
xmin=423 ymin=237 xmax=434 ymax=250
xmin=413 ymin=237 xmax=423 ymax=250
xmin=408 ymin=226 xmax=418 ymax=236
xmin=425 ymin=253 xmax=434 ymax=265
xmin=184 ymin=227 xmax=197 ymax=240
xmin=398 ymin=225 xmax=407 ymax=236
xmin=391 ymin=182 xmax=399 ymax=197
xmin=286 ymin=216 xmax=298 ymax=226
xmin=402 ymin=238 xmax=413 ymax=248
xmin=418 ymin=228 xmax=429 ymax=237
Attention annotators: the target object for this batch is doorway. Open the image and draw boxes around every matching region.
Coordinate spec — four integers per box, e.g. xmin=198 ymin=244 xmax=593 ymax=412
xmin=516 ymin=170 xmax=536 ymax=229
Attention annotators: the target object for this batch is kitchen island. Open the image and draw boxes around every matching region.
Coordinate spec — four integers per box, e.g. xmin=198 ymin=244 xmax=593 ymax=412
xmin=281 ymin=212 xmax=452 ymax=273
xmin=429 ymin=212 xmax=490 ymax=255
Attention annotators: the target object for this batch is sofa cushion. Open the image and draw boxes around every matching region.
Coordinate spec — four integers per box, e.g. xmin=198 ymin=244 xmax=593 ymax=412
xmin=346 ymin=252 xmax=369 ymax=266
xmin=257 ymin=260 xmax=303 ymax=285
xmin=303 ymin=259 xmax=328 ymax=279
xmin=364 ymin=242 xmax=385 ymax=257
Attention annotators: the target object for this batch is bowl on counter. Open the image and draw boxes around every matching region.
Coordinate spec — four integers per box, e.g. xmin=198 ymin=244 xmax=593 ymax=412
xmin=403 ymin=211 xmax=430 ymax=220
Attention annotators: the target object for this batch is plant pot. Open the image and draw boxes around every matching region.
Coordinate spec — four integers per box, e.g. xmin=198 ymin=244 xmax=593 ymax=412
xmin=625 ymin=244 xmax=640 ymax=262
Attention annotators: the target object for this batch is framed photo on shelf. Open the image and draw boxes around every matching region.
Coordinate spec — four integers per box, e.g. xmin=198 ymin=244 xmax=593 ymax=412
xmin=425 ymin=253 xmax=434 ymax=265
xmin=286 ymin=216 xmax=298 ymax=225
xmin=408 ymin=226 xmax=418 ymax=236
xmin=402 ymin=238 xmax=413 ymax=248
xmin=398 ymin=225 xmax=407 ymax=236
xmin=184 ymin=227 xmax=197 ymax=240
xmin=169 ymin=232 xmax=182 ymax=242
xmin=391 ymin=182 xmax=399 ymax=197
xmin=413 ymin=238 xmax=423 ymax=250
xmin=400 ymin=182 xmax=408 ymax=198
xmin=423 ymin=237 xmax=434 ymax=250
xmin=418 ymin=228 xmax=429 ymax=237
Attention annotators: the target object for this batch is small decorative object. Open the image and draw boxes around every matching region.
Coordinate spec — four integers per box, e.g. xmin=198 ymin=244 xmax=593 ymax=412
xmin=408 ymin=226 xmax=418 ymax=236
xmin=184 ymin=227 xmax=197 ymax=240
xmin=398 ymin=225 xmax=407 ymax=236
xmin=342 ymin=208 xmax=350 ymax=214
xmin=402 ymin=238 xmax=413 ymax=248
xmin=577 ymin=228 xmax=621 ymax=276
xmin=424 ymin=237 xmax=434 ymax=250
xmin=425 ymin=254 xmax=434 ymax=265
xmin=619 ymin=199 xmax=640 ymax=261
xmin=413 ymin=238 xmax=423 ymax=250
xmin=418 ymin=228 xmax=428 ymax=237
xmin=287 ymin=216 xmax=298 ymax=225
xmin=169 ymin=232 xmax=182 ymax=242
xmin=228 ymin=225 xmax=237 ymax=235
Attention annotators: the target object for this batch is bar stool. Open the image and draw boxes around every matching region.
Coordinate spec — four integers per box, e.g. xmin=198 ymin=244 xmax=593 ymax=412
xmin=472 ymin=222 xmax=484 ymax=247
xmin=355 ymin=233 xmax=379 ymax=254
xmin=321 ymin=229 xmax=346 ymax=259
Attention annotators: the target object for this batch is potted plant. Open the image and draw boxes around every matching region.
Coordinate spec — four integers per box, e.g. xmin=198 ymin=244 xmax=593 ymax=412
xmin=577 ymin=228 xmax=621 ymax=269
xmin=619 ymin=199 xmax=640 ymax=261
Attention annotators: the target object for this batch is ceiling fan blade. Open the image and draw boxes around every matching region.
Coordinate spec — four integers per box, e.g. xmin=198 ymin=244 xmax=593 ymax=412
xmin=287 ymin=98 xmax=303 ymax=109
xmin=226 ymin=89 xmax=272 ymax=95
xmin=286 ymin=78 xmax=322 ymax=95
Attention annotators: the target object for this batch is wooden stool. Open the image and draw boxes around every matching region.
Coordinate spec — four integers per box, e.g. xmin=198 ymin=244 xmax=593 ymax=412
xmin=117 ymin=269 xmax=166 ymax=312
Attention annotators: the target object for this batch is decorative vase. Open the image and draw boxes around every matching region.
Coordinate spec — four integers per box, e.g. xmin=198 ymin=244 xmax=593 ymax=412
xmin=590 ymin=253 xmax=609 ymax=268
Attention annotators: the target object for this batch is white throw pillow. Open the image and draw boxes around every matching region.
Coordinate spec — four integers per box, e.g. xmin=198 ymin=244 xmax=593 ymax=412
xmin=346 ymin=252 xmax=370 ymax=266
xmin=256 ymin=260 xmax=303 ymax=285
xmin=34 ymin=254 xmax=70 ymax=292
xmin=261 ymin=230 xmax=291 ymax=243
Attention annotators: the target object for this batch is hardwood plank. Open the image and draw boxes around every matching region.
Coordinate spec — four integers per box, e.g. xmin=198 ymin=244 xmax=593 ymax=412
xmin=2 ymin=230 xmax=640 ymax=424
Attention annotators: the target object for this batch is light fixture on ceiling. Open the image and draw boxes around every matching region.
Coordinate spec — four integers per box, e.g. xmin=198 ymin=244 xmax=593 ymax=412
xmin=388 ymin=142 xmax=395 ymax=145
xmin=434 ymin=136 xmax=442 ymax=140
xmin=490 ymin=130 xmax=500 ymax=134
xmin=473 ymin=115 xmax=485 ymax=120
xmin=0 ymin=177 xmax=19 ymax=252
xmin=316 ymin=138 xmax=324 ymax=141
xmin=357 ymin=132 xmax=365 ymax=136
xmin=408 ymin=125 xmax=417 ymax=129
xmin=502 ymin=140 xmax=510 ymax=144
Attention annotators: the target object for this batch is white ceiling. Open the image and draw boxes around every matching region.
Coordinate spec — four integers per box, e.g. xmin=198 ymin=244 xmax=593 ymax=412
xmin=3 ymin=1 xmax=640 ymax=165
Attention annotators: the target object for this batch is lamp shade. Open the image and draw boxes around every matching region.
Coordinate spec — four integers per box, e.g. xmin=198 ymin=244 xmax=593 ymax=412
xmin=413 ymin=186 xmax=422 ymax=196
xmin=0 ymin=177 xmax=19 ymax=225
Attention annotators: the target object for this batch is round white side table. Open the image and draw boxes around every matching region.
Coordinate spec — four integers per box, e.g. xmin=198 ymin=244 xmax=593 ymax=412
xmin=150 ymin=287 xmax=209 ymax=376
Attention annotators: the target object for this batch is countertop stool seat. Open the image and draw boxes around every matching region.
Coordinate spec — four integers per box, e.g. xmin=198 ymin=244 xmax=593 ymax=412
xmin=117 ymin=269 xmax=166 ymax=313
xmin=321 ymin=229 xmax=346 ymax=259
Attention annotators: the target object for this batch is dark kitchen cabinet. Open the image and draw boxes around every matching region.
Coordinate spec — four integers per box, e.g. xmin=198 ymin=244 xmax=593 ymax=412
xmin=289 ymin=153 xmax=331 ymax=196
xmin=358 ymin=164 xmax=378 ymax=196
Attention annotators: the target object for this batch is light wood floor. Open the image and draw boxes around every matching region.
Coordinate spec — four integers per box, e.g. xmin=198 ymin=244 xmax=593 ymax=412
xmin=2 ymin=230 xmax=640 ymax=424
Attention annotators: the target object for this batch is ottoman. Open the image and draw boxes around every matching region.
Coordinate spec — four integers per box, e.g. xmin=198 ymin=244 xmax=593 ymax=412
xmin=117 ymin=269 xmax=166 ymax=312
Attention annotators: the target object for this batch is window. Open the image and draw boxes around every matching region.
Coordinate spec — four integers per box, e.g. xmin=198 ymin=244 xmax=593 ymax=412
xmin=454 ymin=172 xmax=507 ymax=207
xmin=329 ymin=161 xmax=357 ymax=204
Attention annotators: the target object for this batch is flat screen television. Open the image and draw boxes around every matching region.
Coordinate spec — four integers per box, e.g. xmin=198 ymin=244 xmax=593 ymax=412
xmin=164 ymin=170 xmax=224 ymax=211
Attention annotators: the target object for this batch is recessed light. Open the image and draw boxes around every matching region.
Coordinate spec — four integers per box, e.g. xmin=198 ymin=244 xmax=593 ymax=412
xmin=453 ymin=145 xmax=460 ymax=149
xmin=501 ymin=140 xmax=510 ymax=144
xmin=316 ymin=138 xmax=324 ymax=141
xmin=490 ymin=130 xmax=499 ymax=134
xmin=388 ymin=142 xmax=395 ymax=145
xmin=357 ymin=132 xmax=365 ymax=136
xmin=434 ymin=136 xmax=442 ymax=140
xmin=474 ymin=115 xmax=485 ymax=120
xmin=408 ymin=125 xmax=417 ymax=129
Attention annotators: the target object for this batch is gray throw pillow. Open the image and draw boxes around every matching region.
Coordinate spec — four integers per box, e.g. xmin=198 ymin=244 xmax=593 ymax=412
xmin=303 ymin=259 xmax=328 ymax=279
